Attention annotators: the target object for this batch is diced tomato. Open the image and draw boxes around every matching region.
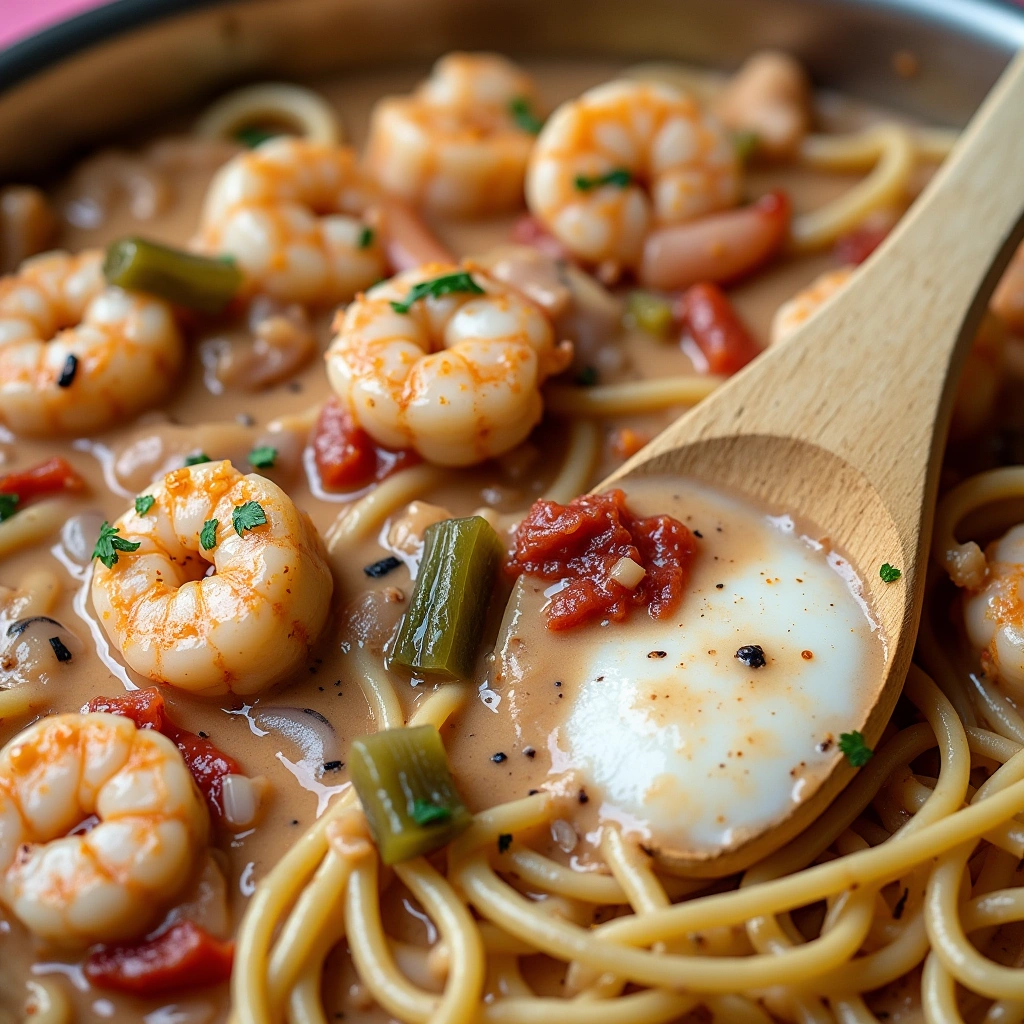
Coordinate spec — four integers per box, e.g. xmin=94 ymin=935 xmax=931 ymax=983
xmin=511 ymin=215 xmax=571 ymax=261
xmin=677 ymin=282 xmax=762 ymax=376
xmin=0 ymin=457 xmax=86 ymax=506
xmin=508 ymin=489 xmax=698 ymax=630
xmin=834 ymin=224 xmax=890 ymax=265
xmin=83 ymin=689 xmax=241 ymax=822
xmin=84 ymin=920 xmax=233 ymax=995
xmin=312 ymin=398 xmax=418 ymax=493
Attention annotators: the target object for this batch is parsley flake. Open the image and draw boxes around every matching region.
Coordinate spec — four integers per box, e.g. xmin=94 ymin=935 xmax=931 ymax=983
xmin=236 ymin=125 xmax=277 ymax=149
xmin=410 ymin=799 xmax=452 ymax=827
xmin=497 ymin=833 xmax=513 ymax=854
xmin=135 ymin=495 xmax=155 ymax=516
xmin=249 ymin=446 xmax=277 ymax=469
xmin=0 ymin=493 xmax=18 ymax=522
xmin=92 ymin=521 xmax=141 ymax=569
xmin=879 ymin=563 xmax=902 ymax=583
xmin=184 ymin=452 xmax=211 ymax=467
xmin=509 ymin=96 xmax=543 ymax=134
xmin=200 ymin=519 xmax=219 ymax=551
xmin=357 ymin=226 xmax=375 ymax=250
xmin=390 ymin=272 xmax=484 ymax=315
xmin=232 ymin=500 xmax=267 ymax=537
xmin=574 ymin=168 xmax=632 ymax=191
xmin=838 ymin=730 xmax=873 ymax=767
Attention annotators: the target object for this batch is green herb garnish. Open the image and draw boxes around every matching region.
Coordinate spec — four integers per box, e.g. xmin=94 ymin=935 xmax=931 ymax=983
xmin=733 ymin=130 xmax=761 ymax=163
xmin=236 ymin=125 xmax=278 ymax=149
xmin=410 ymin=799 xmax=452 ymax=827
xmin=574 ymin=167 xmax=632 ymax=192
xmin=497 ymin=833 xmax=513 ymax=854
xmin=248 ymin=446 xmax=277 ymax=469
xmin=184 ymin=452 xmax=211 ymax=467
xmin=0 ymin=493 xmax=18 ymax=522
xmin=200 ymin=519 xmax=219 ymax=551
xmin=575 ymin=366 xmax=599 ymax=387
xmin=232 ymin=501 xmax=267 ymax=537
xmin=838 ymin=730 xmax=874 ymax=767
xmin=390 ymin=272 xmax=485 ymax=315
xmin=135 ymin=495 xmax=155 ymax=516
xmin=358 ymin=226 xmax=375 ymax=250
xmin=879 ymin=563 xmax=902 ymax=583
xmin=92 ymin=521 xmax=141 ymax=570
xmin=509 ymin=96 xmax=543 ymax=134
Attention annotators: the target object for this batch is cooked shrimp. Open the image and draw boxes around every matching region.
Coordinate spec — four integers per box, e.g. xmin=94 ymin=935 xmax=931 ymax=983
xmin=195 ymin=137 xmax=384 ymax=306
xmin=525 ymin=80 xmax=740 ymax=275
xmin=365 ymin=52 xmax=541 ymax=218
xmin=91 ymin=460 xmax=333 ymax=697
xmin=325 ymin=262 xmax=572 ymax=466
xmin=0 ymin=250 xmax=184 ymax=436
xmin=770 ymin=266 xmax=853 ymax=344
xmin=0 ymin=712 xmax=208 ymax=946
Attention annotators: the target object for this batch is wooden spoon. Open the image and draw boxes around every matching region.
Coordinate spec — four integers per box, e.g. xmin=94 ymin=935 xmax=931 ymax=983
xmin=601 ymin=50 xmax=1024 ymax=875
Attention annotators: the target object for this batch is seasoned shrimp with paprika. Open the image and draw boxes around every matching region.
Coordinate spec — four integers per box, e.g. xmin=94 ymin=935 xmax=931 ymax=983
xmin=0 ymin=712 xmax=208 ymax=947
xmin=91 ymin=460 xmax=333 ymax=697
xmin=195 ymin=137 xmax=384 ymax=305
xmin=526 ymin=80 xmax=740 ymax=278
xmin=325 ymin=262 xmax=572 ymax=466
xmin=365 ymin=52 xmax=542 ymax=218
xmin=0 ymin=249 xmax=183 ymax=435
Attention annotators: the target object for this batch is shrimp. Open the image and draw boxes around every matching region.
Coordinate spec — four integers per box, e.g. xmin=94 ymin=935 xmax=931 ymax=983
xmin=195 ymin=137 xmax=384 ymax=306
xmin=325 ymin=262 xmax=572 ymax=466
xmin=91 ymin=460 xmax=333 ymax=697
xmin=0 ymin=712 xmax=208 ymax=947
xmin=0 ymin=250 xmax=184 ymax=436
xmin=770 ymin=267 xmax=853 ymax=344
xmin=525 ymin=80 xmax=740 ymax=275
xmin=365 ymin=52 xmax=541 ymax=218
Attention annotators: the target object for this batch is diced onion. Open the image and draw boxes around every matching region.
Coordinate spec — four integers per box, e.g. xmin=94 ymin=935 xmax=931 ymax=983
xmin=609 ymin=556 xmax=646 ymax=589
xmin=221 ymin=773 xmax=259 ymax=829
xmin=251 ymin=705 xmax=342 ymax=772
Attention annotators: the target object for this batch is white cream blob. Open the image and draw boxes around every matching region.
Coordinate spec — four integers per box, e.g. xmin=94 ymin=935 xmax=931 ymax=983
xmin=547 ymin=478 xmax=884 ymax=857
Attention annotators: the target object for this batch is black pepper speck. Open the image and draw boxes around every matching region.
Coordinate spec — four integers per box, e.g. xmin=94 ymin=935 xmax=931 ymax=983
xmin=735 ymin=644 xmax=767 ymax=668
xmin=491 ymin=752 xmax=508 ymax=763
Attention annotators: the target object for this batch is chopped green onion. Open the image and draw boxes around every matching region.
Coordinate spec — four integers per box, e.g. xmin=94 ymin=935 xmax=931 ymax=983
xmin=390 ymin=272 xmax=484 ymax=315
xmin=349 ymin=725 xmax=472 ymax=864
xmin=733 ymin=130 xmax=761 ymax=164
xmin=509 ymin=96 xmax=543 ymax=134
xmin=235 ymin=125 xmax=278 ymax=149
xmin=232 ymin=501 xmax=267 ymax=537
xmin=248 ymin=446 xmax=277 ymax=469
xmin=879 ymin=563 xmax=901 ymax=583
xmin=574 ymin=168 xmax=632 ymax=192
xmin=184 ymin=452 xmax=211 ymax=467
xmin=391 ymin=516 xmax=504 ymax=682
xmin=103 ymin=237 xmax=243 ymax=314
xmin=200 ymin=519 xmax=219 ymax=551
xmin=134 ymin=495 xmax=155 ymax=516
xmin=358 ymin=226 xmax=375 ymax=250
xmin=0 ymin=493 xmax=18 ymax=522
xmin=838 ymin=730 xmax=873 ymax=767
xmin=626 ymin=291 xmax=674 ymax=336
xmin=92 ymin=521 xmax=141 ymax=570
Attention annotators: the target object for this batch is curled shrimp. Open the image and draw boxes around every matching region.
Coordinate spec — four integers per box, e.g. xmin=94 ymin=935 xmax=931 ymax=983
xmin=0 ymin=250 xmax=184 ymax=436
xmin=366 ymin=52 xmax=541 ymax=218
xmin=0 ymin=712 xmax=208 ymax=946
xmin=525 ymin=79 xmax=740 ymax=276
xmin=325 ymin=262 xmax=572 ymax=466
xmin=91 ymin=460 xmax=333 ymax=697
xmin=195 ymin=137 xmax=385 ymax=306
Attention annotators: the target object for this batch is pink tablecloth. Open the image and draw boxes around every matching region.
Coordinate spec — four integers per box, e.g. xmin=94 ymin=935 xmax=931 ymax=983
xmin=0 ymin=0 xmax=109 ymax=50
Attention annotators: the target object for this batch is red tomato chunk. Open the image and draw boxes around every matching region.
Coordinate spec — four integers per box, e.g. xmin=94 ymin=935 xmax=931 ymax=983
xmin=83 ymin=689 xmax=241 ymax=822
xmin=85 ymin=920 xmax=233 ymax=995
xmin=677 ymin=282 xmax=762 ymax=376
xmin=508 ymin=489 xmax=698 ymax=630
xmin=835 ymin=224 xmax=889 ymax=265
xmin=0 ymin=456 xmax=86 ymax=505
xmin=313 ymin=398 xmax=418 ymax=492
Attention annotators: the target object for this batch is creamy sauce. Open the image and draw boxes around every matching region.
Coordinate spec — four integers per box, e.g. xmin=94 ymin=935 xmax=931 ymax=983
xmin=0 ymin=57 xmax=921 ymax=1024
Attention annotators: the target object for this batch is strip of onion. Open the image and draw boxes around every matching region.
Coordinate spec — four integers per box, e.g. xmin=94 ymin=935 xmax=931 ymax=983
xmin=196 ymin=83 xmax=342 ymax=145
xmin=545 ymin=376 xmax=722 ymax=418
xmin=0 ymin=499 xmax=69 ymax=561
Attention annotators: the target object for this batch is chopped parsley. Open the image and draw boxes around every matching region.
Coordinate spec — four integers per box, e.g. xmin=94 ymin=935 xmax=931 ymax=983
xmin=48 ymin=636 xmax=72 ymax=663
xmin=575 ymin=365 xmax=599 ymax=387
xmin=574 ymin=167 xmax=632 ymax=191
xmin=200 ymin=518 xmax=219 ymax=550
xmin=497 ymin=833 xmax=513 ymax=854
xmin=232 ymin=500 xmax=267 ymax=537
xmin=357 ymin=226 xmax=375 ymax=250
xmin=184 ymin=452 xmax=211 ymax=467
xmin=410 ymin=798 xmax=452 ymax=827
xmin=390 ymin=272 xmax=484 ymax=315
xmin=509 ymin=96 xmax=543 ymax=134
xmin=135 ymin=495 xmax=155 ymax=516
xmin=879 ymin=563 xmax=902 ymax=583
xmin=92 ymin=521 xmax=141 ymax=569
xmin=236 ymin=125 xmax=278 ymax=149
xmin=838 ymin=730 xmax=873 ymax=767
xmin=248 ymin=446 xmax=277 ymax=469
xmin=0 ymin=493 xmax=18 ymax=522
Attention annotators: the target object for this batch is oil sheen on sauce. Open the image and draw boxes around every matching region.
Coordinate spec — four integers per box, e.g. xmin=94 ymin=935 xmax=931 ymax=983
xmin=476 ymin=477 xmax=885 ymax=861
